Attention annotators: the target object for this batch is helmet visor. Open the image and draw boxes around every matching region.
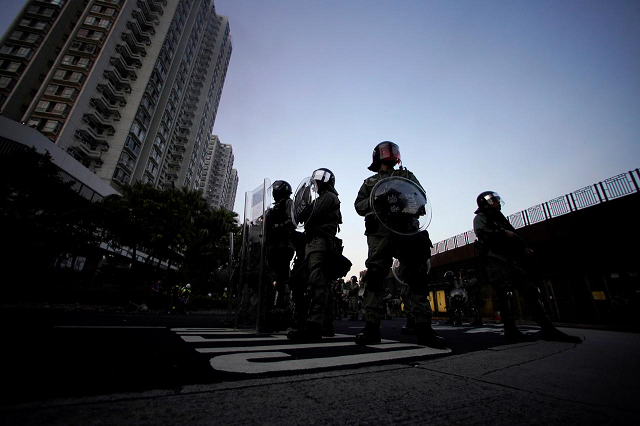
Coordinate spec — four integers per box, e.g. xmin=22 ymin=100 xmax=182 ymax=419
xmin=312 ymin=169 xmax=333 ymax=183
xmin=378 ymin=142 xmax=401 ymax=163
xmin=483 ymin=192 xmax=504 ymax=207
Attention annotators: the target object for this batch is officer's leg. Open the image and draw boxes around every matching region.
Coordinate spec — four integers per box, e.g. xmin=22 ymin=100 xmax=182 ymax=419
xmin=520 ymin=274 xmax=582 ymax=343
xmin=288 ymin=247 xmax=326 ymax=342
xmin=487 ymin=259 xmax=532 ymax=340
xmin=403 ymin=259 xmax=447 ymax=349
xmin=356 ymin=235 xmax=391 ymax=345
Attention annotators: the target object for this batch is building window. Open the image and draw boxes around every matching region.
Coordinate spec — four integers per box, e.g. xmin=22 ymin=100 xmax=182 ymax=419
xmin=113 ymin=167 xmax=130 ymax=185
xmin=52 ymin=103 xmax=69 ymax=116
xmin=41 ymin=120 xmax=62 ymax=134
xmin=0 ymin=45 xmax=34 ymax=59
xmin=124 ymin=135 xmax=141 ymax=156
xmin=0 ymin=76 xmax=15 ymax=90
xmin=35 ymin=100 xmax=52 ymax=112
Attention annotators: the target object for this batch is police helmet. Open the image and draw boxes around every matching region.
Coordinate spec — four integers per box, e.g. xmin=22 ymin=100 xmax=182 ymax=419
xmin=185 ymin=283 xmax=191 ymax=289
xmin=368 ymin=141 xmax=401 ymax=172
xmin=476 ymin=191 xmax=504 ymax=209
xmin=312 ymin=168 xmax=336 ymax=189
xmin=466 ymin=269 xmax=476 ymax=277
xmin=272 ymin=180 xmax=292 ymax=201
xmin=444 ymin=271 xmax=455 ymax=282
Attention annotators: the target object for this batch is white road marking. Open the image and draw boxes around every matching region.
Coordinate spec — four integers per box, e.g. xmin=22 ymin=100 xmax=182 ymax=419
xmin=197 ymin=342 xmax=411 ymax=354
xmin=209 ymin=347 xmax=451 ymax=374
xmin=178 ymin=333 xmax=357 ymax=343
xmin=54 ymin=326 xmax=165 ymax=329
xmin=173 ymin=327 xmax=451 ymax=374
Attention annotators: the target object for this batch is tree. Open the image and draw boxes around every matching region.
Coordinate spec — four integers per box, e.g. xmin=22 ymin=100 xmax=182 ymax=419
xmin=0 ymin=147 xmax=94 ymax=271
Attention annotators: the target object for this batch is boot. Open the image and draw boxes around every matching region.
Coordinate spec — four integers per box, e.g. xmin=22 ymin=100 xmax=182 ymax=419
xmin=536 ymin=314 xmax=582 ymax=344
xmin=401 ymin=317 xmax=416 ymax=335
xmin=540 ymin=326 xmax=582 ymax=343
xmin=415 ymin=322 xmax=447 ymax=349
xmin=322 ymin=323 xmax=335 ymax=337
xmin=355 ymin=322 xmax=381 ymax=345
xmin=287 ymin=322 xmax=322 ymax=342
xmin=470 ymin=318 xmax=483 ymax=326
xmin=504 ymin=320 xmax=535 ymax=342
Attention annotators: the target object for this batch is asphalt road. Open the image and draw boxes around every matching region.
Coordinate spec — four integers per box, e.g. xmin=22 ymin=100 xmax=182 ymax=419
xmin=1 ymin=307 xmax=550 ymax=405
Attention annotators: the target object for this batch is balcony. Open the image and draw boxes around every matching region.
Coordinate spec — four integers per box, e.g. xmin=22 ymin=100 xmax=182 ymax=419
xmin=109 ymin=56 xmax=137 ymax=78
xmin=121 ymin=31 xmax=147 ymax=56
xmin=76 ymin=140 xmax=104 ymax=160
xmin=126 ymin=21 xmax=151 ymax=46
xmin=135 ymin=2 xmax=160 ymax=24
xmin=75 ymin=129 xmax=110 ymax=150
xmin=82 ymin=112 xmax=116 ymax=135
xmin=97 ymin=81 xmax=127 ymax=106
xmin=90 ymin=97 xmax=121 ymax=121
xmin=115 ymin=44 xmax=143 ymax=68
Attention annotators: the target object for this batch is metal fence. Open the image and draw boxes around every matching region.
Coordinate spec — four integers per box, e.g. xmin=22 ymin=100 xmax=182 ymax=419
xmin=431 ymin=168 xmax=640 ymax=256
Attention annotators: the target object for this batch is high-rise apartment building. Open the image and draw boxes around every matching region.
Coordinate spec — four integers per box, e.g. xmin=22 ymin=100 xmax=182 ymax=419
xmin=200 ymin=134 xmax=237 ymax=210
xmin=0 ymin=0 xmax=232 ymax=193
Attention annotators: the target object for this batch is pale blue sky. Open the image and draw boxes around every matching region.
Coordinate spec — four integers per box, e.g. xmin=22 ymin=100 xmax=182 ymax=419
xmin=2 ymin=1 xmax=639 ymax=279
xmin=213 ymin=0 xmax=640 ymax=278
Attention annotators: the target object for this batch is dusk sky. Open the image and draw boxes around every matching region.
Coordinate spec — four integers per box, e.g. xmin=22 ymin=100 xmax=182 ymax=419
xmin=2 ymin=1 xmax=639 ymax=279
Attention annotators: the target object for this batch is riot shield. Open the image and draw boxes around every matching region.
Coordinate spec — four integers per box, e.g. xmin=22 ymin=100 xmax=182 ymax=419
xmin=235 ymin=179 xmax=271 ymax=331
xmin=291 ymin=177 xmax=318 ymax=229
xmin=370 ymin=177 xmax=432 ymax=235
xmin=449 ymin=288 xmax=469 ymax=307
xmin=391 ymin=257 xmax=431 ymax=286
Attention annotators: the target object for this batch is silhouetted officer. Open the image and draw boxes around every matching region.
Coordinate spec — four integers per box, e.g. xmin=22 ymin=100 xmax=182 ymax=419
xmin=354 ymin=141 xmax=445 ymax=349
xmin=474 ymin=191 xmax=581 ymax=343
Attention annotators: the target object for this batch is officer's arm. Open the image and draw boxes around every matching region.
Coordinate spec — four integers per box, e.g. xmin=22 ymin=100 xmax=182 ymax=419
xmin=473 ymin=214 xmax=506 ymax=246
xmin=305 ymin=193 xmax=337 ymax=228
xmin=405 ymin=171 xmax=426 ymax=193
xmin=354 ymin=181 xmax=371 ymax=217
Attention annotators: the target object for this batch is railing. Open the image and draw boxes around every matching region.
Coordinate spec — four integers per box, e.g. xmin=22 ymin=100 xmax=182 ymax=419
xmin=431 ymin=168 xmax=640 ymax=256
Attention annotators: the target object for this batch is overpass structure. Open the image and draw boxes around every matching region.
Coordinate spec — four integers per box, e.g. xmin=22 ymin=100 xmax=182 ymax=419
xmin=427 ymin=169 xmax=640 ymax=328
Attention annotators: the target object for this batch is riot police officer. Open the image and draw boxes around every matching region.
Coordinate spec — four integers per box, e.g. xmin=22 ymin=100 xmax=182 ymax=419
xmin=465 ymin=269 xmax=484 ymax=326
xmin=348 ymin=275 xmax=360 ymax=320
xmin=354 ymin=141 xmax=446 ymax=348
xmin=287 ymin=168 xmax=343 ymax=342
xmin=264 ymin=180 xmax=296 ymax=330
xmin=265 ymin=181 xmax=295 ymax=304
xmin=443 ymin=271 xmax=457 ymax=325
xmin=473 ymin=191 xmax=581 ymax=343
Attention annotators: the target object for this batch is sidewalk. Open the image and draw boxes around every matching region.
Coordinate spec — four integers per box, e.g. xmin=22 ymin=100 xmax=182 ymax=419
xmin=2 ymin=327 xmax=638 ymax=425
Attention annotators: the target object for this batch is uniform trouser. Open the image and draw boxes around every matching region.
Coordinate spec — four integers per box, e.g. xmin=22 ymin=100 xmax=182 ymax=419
xmin=349 ymin=296 xmax=359 ymax=316
xmin=363 ymin=233 xmax=433 ymax=324
xmin=267 ymin=247 xmax=294 ymax=307
xmin=485 ymin=257 xmax=549 ymax=326
xmin=305 ymin=237 xmax=331 ymax=326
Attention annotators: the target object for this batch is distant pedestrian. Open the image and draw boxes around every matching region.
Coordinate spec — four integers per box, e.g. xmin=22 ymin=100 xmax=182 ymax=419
xmin=149 ymin=278 xmax=164 ymax=309
xmin=168 ymin=283 xmax=182 ymax=314
xmin=473 ymin=191 xmax=581 ymax=343
xmin=177 ymin=283 xmax=192 ymax=314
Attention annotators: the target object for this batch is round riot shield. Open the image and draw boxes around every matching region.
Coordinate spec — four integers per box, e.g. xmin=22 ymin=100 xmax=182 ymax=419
xmin=291 ymin=177 xmax=318 ymax=228
xmin=391 ymin=258 xmax=407 ymax=286
xmin=449 ymin=288 xmax=469 ymax=307
xmin=391 ymin=257 xmax=431 ymax=286
xmin=370 ymin=177 xmax=432 ymax=235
